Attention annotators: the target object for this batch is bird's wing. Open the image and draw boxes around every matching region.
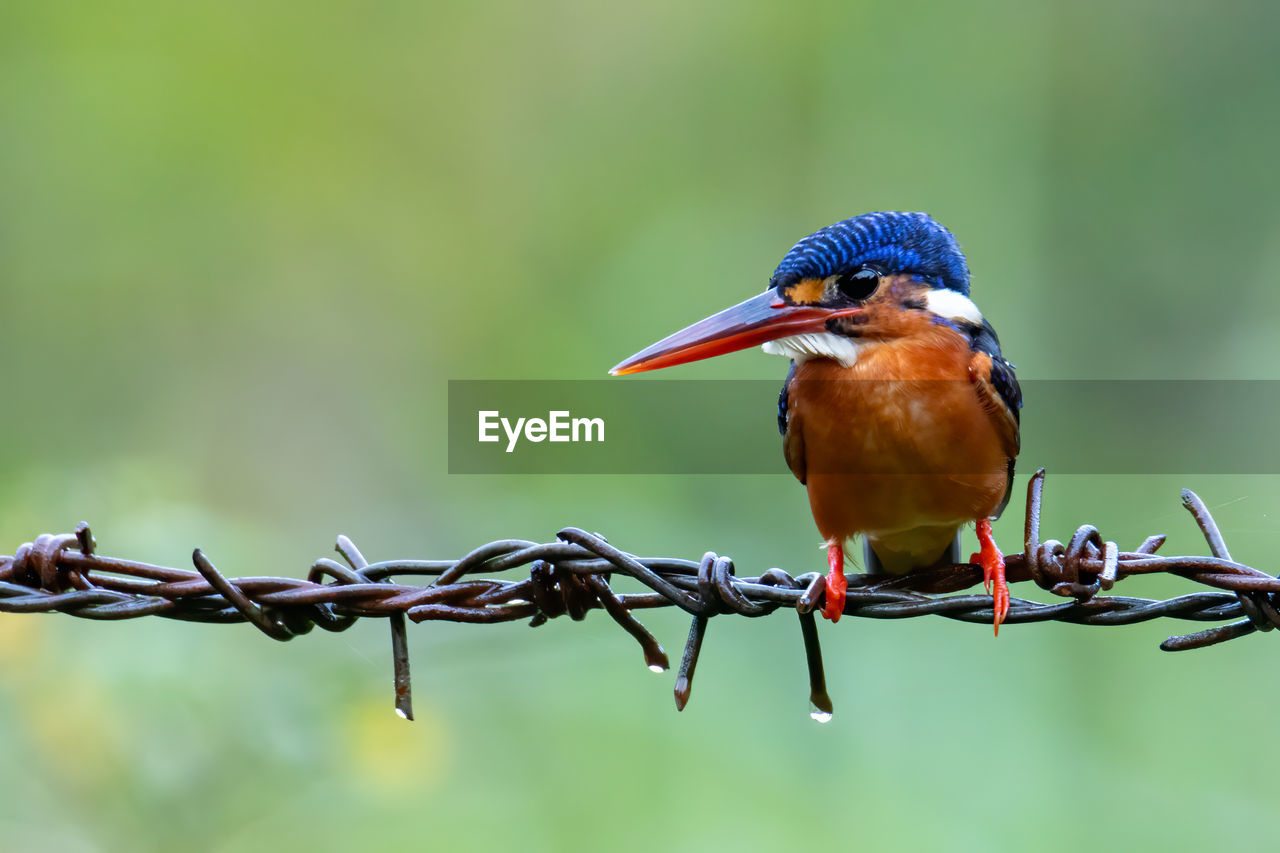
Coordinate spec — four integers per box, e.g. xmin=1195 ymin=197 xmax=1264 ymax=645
xmin=971 ymin=351 xmax=1021 ymax=457
xmin=778 ymin=362 xmax=806 ymax=484
xmin=967 ymin=320 xmax=1022 ymax=518
xmin=966 ymin=320 xmax=1021 ymax=453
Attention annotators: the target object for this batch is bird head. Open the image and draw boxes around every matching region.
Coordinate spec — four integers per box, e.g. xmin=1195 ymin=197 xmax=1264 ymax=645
xmin=610 ymin=211 xmax=983 ymax=375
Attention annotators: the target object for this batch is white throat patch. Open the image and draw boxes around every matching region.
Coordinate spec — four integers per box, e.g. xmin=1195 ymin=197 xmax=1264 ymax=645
xmin=761 ymin=332 xmax=864 ymax=366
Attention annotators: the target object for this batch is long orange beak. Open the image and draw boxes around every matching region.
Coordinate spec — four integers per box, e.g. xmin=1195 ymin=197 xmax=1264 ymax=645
xmin=609 ymin=289 xmax=860 ymax=375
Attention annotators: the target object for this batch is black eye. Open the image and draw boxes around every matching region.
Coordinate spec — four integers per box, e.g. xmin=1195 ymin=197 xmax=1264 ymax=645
xmin=835 ymin=267 xmax=880 ymax=301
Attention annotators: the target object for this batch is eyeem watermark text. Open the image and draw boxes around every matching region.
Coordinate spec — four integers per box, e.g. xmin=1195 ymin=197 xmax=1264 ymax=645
xmin=477 ymin=410 xmax=605 ymax=453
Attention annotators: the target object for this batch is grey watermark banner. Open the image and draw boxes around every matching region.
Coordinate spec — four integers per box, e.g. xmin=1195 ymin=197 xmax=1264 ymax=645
xmin=448 ymin=380 xmax=1280 ymax=474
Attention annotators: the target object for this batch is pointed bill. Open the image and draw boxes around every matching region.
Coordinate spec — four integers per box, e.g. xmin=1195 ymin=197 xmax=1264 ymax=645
xmin=610 ymin=290 xmax=860 ymax=375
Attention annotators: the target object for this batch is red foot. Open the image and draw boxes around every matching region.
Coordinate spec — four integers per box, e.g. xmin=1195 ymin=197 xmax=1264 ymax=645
xmin=822 ymin=541 xmax=847 ymax=622
xmin=970 ymin=518 xmax=1008 ymax=636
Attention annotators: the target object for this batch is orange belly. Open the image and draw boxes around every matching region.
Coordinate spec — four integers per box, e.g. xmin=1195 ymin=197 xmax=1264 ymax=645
xmin=789 ymin=330 xmax=1010 ymax=571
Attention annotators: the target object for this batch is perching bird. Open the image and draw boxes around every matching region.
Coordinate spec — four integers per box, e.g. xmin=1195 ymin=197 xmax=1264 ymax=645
xmin=610 ymin=212 xmax=1021 ymax=633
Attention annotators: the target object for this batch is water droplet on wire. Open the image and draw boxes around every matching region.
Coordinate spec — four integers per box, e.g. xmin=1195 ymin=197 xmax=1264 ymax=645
xmin=809 ymin=703 xmax=833 ymax=723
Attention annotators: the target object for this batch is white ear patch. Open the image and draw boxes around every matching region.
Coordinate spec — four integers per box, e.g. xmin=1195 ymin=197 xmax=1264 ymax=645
xmin=762 ymin=332 xmax=864 ymax=366
xmin=924 ymin=289 xmax=984 ymax=325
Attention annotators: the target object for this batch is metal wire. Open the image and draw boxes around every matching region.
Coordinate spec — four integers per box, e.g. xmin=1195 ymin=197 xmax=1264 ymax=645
xmin=1 ymin=469 xmax=1276 ymax=720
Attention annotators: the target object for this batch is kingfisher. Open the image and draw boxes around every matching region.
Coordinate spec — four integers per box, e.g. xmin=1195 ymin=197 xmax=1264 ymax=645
xmin=610 ymin=212 xmax=1021 ymax=633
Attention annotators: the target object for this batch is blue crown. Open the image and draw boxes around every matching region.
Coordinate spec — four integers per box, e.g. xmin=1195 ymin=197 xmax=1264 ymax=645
xmin=769 ymin=211 xmax=970 ymax=295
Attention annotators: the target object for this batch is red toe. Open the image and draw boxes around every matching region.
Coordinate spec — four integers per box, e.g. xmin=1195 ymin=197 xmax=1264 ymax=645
xmin=974 ymin=519 xmax=1008 ymax=636
xmin=821 ymin=541 xmax=847 ymax=622
xmin=822 ymin=570 xmax=847 ymax=622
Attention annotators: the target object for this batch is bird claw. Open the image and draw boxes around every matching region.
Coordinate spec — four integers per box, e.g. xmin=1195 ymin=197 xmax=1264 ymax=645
xmin=821 ymin=570 xmax=847 ymax=622
xmin=971 ymin=518 xmax=1008 ymax=636
xmin=821 ymin=541 xmax=846 ymax=622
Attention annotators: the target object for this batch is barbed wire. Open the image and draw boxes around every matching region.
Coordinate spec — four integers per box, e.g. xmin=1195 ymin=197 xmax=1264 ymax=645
xmin=0 ymin=469 xmax=1276 ymax=721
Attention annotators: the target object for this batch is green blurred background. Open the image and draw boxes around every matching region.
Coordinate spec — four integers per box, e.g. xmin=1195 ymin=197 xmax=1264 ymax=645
xmin=3 ymin=1 xmax=1280 ymax=850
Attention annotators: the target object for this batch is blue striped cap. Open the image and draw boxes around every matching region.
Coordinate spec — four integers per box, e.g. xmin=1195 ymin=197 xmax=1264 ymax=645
xmin=768 ymin=212 xmax=970 ymax=295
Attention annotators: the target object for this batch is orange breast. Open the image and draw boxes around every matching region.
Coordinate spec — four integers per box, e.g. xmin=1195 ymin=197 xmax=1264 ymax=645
xmin=789 ymin=323 xmax=1011 ymax=557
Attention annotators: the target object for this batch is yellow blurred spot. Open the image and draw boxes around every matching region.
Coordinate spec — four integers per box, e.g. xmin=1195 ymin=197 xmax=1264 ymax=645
xmin=0 ymin=615 xmax=43 ymax=667
xmin=24 ymin=673 xmax=125 ymax=790
xmin=342 ymin=695 xmax=451 ymax=794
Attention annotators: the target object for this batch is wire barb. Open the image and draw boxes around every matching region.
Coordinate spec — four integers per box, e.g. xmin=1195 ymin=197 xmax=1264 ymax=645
xmin=0 ymin=469 xmax=1276 ymax=719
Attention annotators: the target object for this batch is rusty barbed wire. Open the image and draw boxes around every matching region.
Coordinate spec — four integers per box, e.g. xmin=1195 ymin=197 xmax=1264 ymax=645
xmin=1 ymin=469 xmax=1277 ymax=721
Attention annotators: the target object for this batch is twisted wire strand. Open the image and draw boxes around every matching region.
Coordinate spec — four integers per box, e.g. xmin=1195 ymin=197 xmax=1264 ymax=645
xmin=0 ymin=470 xmax=1276 ymax=720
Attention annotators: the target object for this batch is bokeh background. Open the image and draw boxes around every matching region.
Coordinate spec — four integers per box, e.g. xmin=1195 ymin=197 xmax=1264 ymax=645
xmin=4 ymin=1 xmax=1280 ymax=850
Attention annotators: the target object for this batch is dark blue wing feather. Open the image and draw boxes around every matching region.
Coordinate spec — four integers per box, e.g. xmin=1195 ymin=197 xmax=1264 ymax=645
xmin=777 ymin=361 xmax=796 ymax=436
xmin=968 ymin=319 xmax=1021 ymax=425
